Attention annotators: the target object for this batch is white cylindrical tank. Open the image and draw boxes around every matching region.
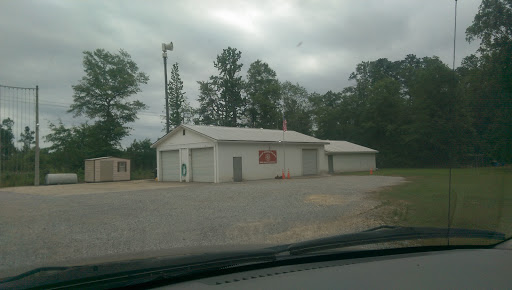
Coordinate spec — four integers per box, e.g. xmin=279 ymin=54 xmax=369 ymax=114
xmin=45 ymin=174 xmax=78 ymax=185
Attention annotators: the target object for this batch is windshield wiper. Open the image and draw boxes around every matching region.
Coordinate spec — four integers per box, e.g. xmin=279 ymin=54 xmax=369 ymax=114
xmin=0 ymin=249 xmax=279 ymax=288
xmin=286 ymin=226 xmax=506 ymax=255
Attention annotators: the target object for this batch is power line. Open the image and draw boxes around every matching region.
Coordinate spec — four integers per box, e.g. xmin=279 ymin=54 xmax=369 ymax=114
xmin=0 ymin=84 xmax=36 ymax=90
xmin=1 ymin=98 xmax=162 ymax=115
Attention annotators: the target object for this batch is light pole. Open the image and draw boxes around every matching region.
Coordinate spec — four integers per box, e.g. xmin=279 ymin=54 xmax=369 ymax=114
xmin=162 ymin=42 xmax=173 ymax=133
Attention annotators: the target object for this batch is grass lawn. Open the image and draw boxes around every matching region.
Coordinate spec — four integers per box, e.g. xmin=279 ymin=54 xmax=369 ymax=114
xmin=341 ymin=167 xmax=512 ymax=239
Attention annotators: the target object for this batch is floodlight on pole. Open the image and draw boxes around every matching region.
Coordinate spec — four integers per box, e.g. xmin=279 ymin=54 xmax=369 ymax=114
xmin=162 ymin=42 xmax=173 ymax=133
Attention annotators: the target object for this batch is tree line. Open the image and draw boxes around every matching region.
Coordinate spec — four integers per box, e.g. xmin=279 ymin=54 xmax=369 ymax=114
xmin=182 ymin=0 xmax=510 ymax=167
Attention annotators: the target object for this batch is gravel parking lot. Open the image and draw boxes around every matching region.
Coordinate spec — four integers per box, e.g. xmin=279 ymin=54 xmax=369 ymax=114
xmin=0 ymin=175 xmax=404 ymax=276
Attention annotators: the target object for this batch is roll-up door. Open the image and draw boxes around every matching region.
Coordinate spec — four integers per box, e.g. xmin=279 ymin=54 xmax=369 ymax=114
xmin=302 ymin=149 xmax=318 ymax=176
xmin=191 ymin=147 xmax=214 ymax=182
xmin=161 ymin=150 xmax=180 ymax=181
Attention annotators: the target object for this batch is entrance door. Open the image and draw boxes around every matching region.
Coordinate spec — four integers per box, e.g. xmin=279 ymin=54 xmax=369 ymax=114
xmin=100 ymin=160 xmax=114 ymax=181
xmin=328 ymin=155 xmax=334 ymax=174
xmin=233 ymin=157 xmax=242 ymax=182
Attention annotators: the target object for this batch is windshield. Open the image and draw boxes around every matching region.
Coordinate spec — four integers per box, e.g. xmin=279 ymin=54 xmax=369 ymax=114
xmin=0 ymin=0 xmax=510 ymax=279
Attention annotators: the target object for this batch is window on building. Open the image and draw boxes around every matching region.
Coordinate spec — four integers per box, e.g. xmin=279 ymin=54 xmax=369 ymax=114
xmin=118 ymin=161 xmax=127 ymax=172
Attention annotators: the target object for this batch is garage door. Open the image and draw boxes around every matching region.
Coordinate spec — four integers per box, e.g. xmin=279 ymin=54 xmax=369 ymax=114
xmin=192 ymin=147 xmax=214 ymax=182
xmin=302 ymin=149 xmax=318 ymax=175
xmin=161 ymin=150 xmax=179 ymax=181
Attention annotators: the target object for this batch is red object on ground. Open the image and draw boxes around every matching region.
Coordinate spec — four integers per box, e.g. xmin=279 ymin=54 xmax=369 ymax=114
xmin=370 ymin=168 xmax=373 ymax=175
xmin=287 ymin=169 xmax=290 ymax=179
xmin=282 ymin=169 xmax=285 ymax=179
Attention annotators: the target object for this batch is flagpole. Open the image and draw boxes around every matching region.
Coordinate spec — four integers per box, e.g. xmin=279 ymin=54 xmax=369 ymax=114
xmin=282 ymin=114 xmax=286 ymax=176
xmin=283 ymin=129 xmax=286 ymax=175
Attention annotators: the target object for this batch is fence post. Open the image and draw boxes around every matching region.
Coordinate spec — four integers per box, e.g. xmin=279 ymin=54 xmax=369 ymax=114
xmin=0 ymin=87 xmax=2 ymax=186
xmin=34 ymin=85 xmax=39 ymax=186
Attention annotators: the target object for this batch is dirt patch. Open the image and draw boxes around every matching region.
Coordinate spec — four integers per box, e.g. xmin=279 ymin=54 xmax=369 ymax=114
xmin=305 ymin=194 xmax=345 ymax=206
xmin=269 ymin=181 xmax=409 ymax=244
xmin=269 ymin=199 xmax=384 ymax=244
xmin=226 ymin=192 xmax=388 ymax=245
xmin=225 ymin=220 xmax=277 ymax=243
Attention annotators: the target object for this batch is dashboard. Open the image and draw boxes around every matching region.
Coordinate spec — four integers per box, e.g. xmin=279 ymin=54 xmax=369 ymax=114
xmin=159 ymin=242 xmax=512 ymax=289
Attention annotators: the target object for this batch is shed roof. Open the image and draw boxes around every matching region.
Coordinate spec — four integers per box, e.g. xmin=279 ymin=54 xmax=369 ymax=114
xmin=85 ymin=156 xmax=129 ymax=161
xmin=152 ymin=124 xmax=328 ymax=148
xmin=324 ymin=140 xmax=378 ymax=154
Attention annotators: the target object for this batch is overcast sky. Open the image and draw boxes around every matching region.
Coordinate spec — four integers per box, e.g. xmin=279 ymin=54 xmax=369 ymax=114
xmin=0 ymin=0 xmax=482 ymax=147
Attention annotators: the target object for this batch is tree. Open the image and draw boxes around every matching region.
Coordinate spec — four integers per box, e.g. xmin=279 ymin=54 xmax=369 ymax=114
xmin=45 ymin=121 xmax=92 ymax=171
xmin=404 ymin=57 xmax=474 ymax=166
xmin=44 ymin=121 xmax=121 ymax=171
xmin=310 ymin=91 xmax=343 ymax=140
xmin=18 ymin=126 xmax=35 ymax=152
xmin=280 ymin=81 xmax=312 ymax=135
xmin=196 ymin=81 xmax=222 ymax=125
xmin=68 ymin=48 xmax=149 ymax=149
xmin=245 ymin=60 xmax=281 ymax=128
xmin=466 ymin=0 xmax=512 ymax=54
xmin=0 ymin=118 xmax=15 ymax=159
xmin=361 ymin=78 xmax=407 ymax=166
xmin=197 ymin=47 xmax=245 ymax=126
xmin=124 ymin=138 xmax=156 ymax=172
xmin=166 ymin=62 xmax=191 ymax=129
xmin=463 ymin=0 xmax=512 ymax=162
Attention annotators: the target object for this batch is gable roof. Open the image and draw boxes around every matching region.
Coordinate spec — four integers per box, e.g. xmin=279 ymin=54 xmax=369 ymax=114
xmin=152 ymin=124 xmax=328 ymax=148
xmin=324 ymin=140 xmax=378 ymax=154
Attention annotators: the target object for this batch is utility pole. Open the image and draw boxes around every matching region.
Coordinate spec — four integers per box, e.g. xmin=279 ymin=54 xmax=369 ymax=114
xmin=162 ymin=42 xmax=174 ymax=133
xmin=453 ymin=0 xmax=458 ymax=71
xmin=34 ymin=85 xmax=39 ymax=186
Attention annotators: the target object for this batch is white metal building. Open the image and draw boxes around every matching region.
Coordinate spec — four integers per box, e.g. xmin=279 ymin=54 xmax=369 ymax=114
xmin=151 ymin=124 xmax=329 ymax=183
xmin=323 ymin=140 xmax=378 ymax=173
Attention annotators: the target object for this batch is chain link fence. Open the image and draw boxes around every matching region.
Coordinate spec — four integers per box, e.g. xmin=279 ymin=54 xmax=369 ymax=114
xmin=0 ymin=84 xmax=39 ymax=187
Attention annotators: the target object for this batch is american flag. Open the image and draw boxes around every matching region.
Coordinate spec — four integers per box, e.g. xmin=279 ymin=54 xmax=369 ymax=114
xmin=283 ymin=115 xmax=287 ymax=132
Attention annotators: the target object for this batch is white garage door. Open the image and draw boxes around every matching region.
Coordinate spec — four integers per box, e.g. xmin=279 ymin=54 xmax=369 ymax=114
xmin=192 ymin=147 xmax=214 ymax=182
xmin=302 ymin=149 xmax=318 ymax=176
xmin=161 ymin=150 xmax=179 ymax=181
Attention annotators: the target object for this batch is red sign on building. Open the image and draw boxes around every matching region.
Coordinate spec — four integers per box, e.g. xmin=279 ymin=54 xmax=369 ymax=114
xmin=259 ymin=150 xmax=277 ymax=164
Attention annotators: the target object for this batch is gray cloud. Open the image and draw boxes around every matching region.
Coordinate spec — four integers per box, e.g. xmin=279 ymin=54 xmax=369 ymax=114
xmin=0 ymin=0 xmax=482 ymax=147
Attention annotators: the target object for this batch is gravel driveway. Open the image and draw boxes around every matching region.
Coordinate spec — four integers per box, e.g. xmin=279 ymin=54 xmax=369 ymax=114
xmin=0 ymin=175 xmax=404 ymax=276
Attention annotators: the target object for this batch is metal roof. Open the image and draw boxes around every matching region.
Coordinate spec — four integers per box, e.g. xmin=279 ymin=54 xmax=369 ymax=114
xmin=85 ymin=156 xmax=129 ymax=161
xmin=152 ymin=124 xmax=328 ymax=147
xmin=324 ymin=140 xmax=378 ymax=154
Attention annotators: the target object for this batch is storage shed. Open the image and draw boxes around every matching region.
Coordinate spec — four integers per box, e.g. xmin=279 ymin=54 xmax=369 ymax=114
xmin=151 ymin=124 xmax=329 ymax=183
xmin=84 ymin=157 xmax=131 ymax=182
xmin=324 ymin=141 xmax=378 ymax=173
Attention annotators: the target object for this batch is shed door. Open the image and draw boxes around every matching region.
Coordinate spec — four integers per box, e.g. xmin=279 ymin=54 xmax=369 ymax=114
xmin=84 ymin=160 xmax=95 ymax=182
xmin=161 ymin=150 xmax=180 ymax=181
xmin=191 ymin=147 xmax=214 ymax=182
xmin=100 ymin=160 xmax=114 ymax=181
xmin=302 ymin=149 xmax=318 ymax=176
